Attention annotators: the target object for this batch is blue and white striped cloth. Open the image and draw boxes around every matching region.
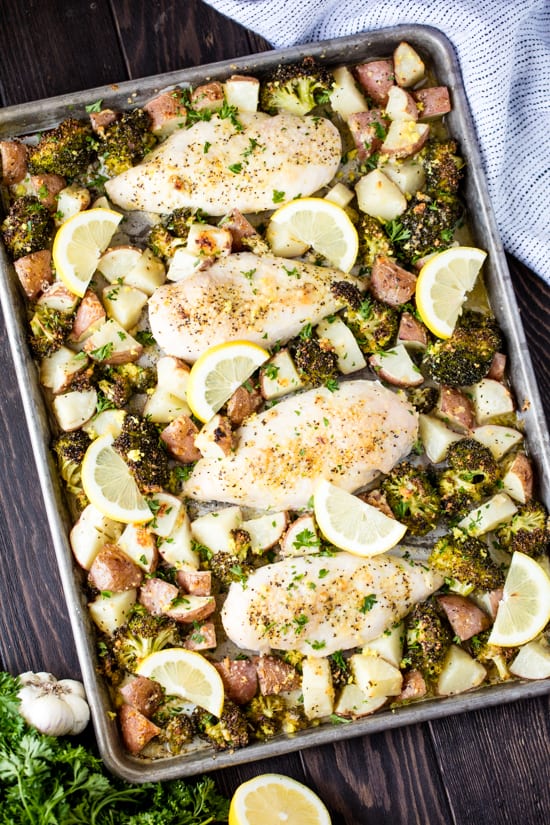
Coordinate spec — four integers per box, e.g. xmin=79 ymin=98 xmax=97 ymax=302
xmin=204 ymin=0 xmax=550 ymax=283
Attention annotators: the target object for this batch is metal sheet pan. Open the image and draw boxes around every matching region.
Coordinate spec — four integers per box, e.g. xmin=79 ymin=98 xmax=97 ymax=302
xmin=1 ymin=24 xmax=549 ymax=782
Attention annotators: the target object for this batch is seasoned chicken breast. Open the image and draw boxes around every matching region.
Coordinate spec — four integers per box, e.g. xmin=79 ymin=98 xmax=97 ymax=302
xmin=148 ymin=251 xmax=364 ymax=361
xmin=221 ymin=552 xmax=443 ymax=656
xmin=184 ymin=380 xmax=418 ymax=511
xmin=104 ymin=111 xmax=341 ymax=214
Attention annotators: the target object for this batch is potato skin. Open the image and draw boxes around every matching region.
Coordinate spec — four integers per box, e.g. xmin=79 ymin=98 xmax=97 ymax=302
xmin=88 ymin=544 xmax=143 ymax=592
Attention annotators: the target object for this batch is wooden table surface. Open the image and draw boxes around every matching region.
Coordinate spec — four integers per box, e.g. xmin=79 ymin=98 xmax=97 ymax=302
xmin=0 ymin=2 xmax=549 ymax=823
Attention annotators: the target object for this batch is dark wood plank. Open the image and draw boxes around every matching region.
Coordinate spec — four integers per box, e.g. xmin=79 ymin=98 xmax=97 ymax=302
xmin=0 ymin=0 xmax=127 ymax=106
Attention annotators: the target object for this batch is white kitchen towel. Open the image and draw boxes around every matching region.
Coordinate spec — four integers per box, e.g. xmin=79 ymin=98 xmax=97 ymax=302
xmin=204 ymin=0 xmax=550 ymax=284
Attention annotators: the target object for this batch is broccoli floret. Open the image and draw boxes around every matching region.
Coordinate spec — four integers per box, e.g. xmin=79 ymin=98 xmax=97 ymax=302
xmin=406 ymin=386 xmax=439 ymax=414
xmin=164 ymin=207 xmax=209 ymax=240
xmin=206 ymin=549 xmax=254 ymax=590
xmin=495 ymin=501 xmax=550 ymax=558
xmin=421 ymin=139 xmax=465 ymax=197
xmin=112 ymin=413 xmax=169 ymax=493
xmin=405 ymin=599 xmax=453 ymax=681
xmin=28 ymin=303 xmax=75 ymax=358
xmin=341 ymin=295 xmax=398 ymax=354
xmin=429 ymin=527 xmax=505 ymax=591
xmin=244 ymin=694 xmax=308 ymax=740
xmin=357 ymin=214 xmax=395 ymax=273
xmin=111 ymin=609 xmax=185 ymax=673
xmin=421 ymin=315 xmax=501 ymax=387
xmin=193 ymin=699 xmax=250 ymax=751
xmin=28 ymin=117 xmax=95 ymax=178
xmin=147 ymin=223 xmax=183 ymax=261
xmin=469 ymin=629 xmax=517 ymax=681
xmin=260 ymin=56 xmax=334 ymax=116
xmin=100 ymin=108 xmax=157 ymax=176
xmin=288 ymin=334 xmax=339 ymax=387
xmin=381 ymin=461 xmax=441 ymax=536
xmin=394 ymin=192 xmax=462 ymax=265
xmin=52 ymin=430 xmax=91 ymax=511
xmin=161 ymin=713 xmax=195 ymax=754
xmin=438 ymin=438 xmax=500 ymax=518
xmin=1 ymin=196 xmax=54 ymax=260
xmin=98 ymin=363 xmax=156 ymax=408
xmin=329 ymin=650 xmax=352 ymax=689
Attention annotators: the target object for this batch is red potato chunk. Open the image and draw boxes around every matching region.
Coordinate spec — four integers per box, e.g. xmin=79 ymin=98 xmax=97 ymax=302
xmin=176 ymin=568 xmax=212 ymax=596
xmin=120 ymin=675 xmax=164 ymax=717
xmin=487 ymin=352 xmax=507 ymax=381
xmin=397 ymin=311 xmax=429 ymax=349
xmin=413 ymin=86 xmax=451 ymax=119
xmin=143 ymin=91 xmax=187 ymax=132
xmin=191 ymin=81 xmax=224 ymax=111
xmin=370 ymin=255 xmax=417 ymax=306
xmin=503 ymin=452 xmax=533 ymax=503
xmin=397 ymin=669 xmax=427 ymax=702
xmin=253 ymin=655 xmax=301 ymax=695
xmin=70 ymin=290 xmax=106 ymax=342
xmin=437 ymin=594 xmax=491 ymax=641
xmin=436 ymin=386 xmax=475 ymax=433
xmin=119 ymin=704 xmax=160 ymax=754
xmin=346 ymin=110 xmax=389 ymax=161
xmin=89 ymin=108 xmax=118 ymax=136
xmin=354 ymin=59 xmax=395 ymax=105
xmin=220 ymin=208 xmax=257 ymax=251
xmin=226 ymin=385 xmax=263 ymax=426
xmin=13 ymin=249 xmax=53 ymax=300
xmin=31 ymin=173 xmax=66 ymax=211
xmin=214 ymin=657 xmax=259 ymax=705
xmin=184 ymin=620 xmax=217 ymax=650
xmin=0 ymin=139 xmax=28 ymax=185
xmin=381 ymin=120 xmax=430 ymax=158
xmin=482 ymin=588 xmax=504 ymax=621
xmin=88 ymin=544 xmax=143 ymax=592
xmin=161 ymin=415 xmax=202 ymax=463
xmin=138 ymin=577 xmax=215 ymax=623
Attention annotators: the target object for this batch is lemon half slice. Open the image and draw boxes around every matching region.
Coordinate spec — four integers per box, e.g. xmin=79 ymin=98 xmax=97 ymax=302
xmin=229 ymin=773 xmax=332 ymax=825
xmin=53 ymin=207 xmax=122 ymax=297
xmin=269 ymin=197 xmax=358 ymax=272
xmin=186 ymin=340 xmax=269 ymax=423
xmin=313 ymin=479 xmax=407 ymax=557
xmin=488 ymin=551 xmax=550 ymax=647
xmin=415 ymin=246 xmax=487 ymax=338
xmin=136 ymin=648 xmax=224 ymax=717
xmin=81 ymin=433 xmax=152 ymax=524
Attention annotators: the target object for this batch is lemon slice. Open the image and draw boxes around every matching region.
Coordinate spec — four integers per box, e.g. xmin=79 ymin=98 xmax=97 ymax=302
xmin=228 ymin=774 xmax=332 ymax=825
xmin=488 ymin=552 xmax=550 ymax=647
xmin=186 ymin=340 xmax=269 ymax=423
xmin=415 ymin=246 xmax=487 ymax=338
xmin=136 ymin=648 xmax=224 ymax=717
xmin=52 ymin=208 xmax=123 ymax=297
xmin=81 ymin=433 xmax=152 ymax=524
xmin=269 ymin=197 xmax=359 ymax=272
xmin=313 ymin=479 xmax=407 ymax=556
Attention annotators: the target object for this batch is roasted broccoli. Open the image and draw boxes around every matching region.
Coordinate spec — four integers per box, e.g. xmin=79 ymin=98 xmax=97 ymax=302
xmin=289 ymin=334 xmax=339 ymax=387
xmin=28 ymin=303 xmax=75 ymax=358
xmin=260 ymin=56 xmax=334 ymax=116
xmin=406 ymin=386 xmax=439 ymax=415
xmin=164 ymin=207 xmax=209 ymax=239
xmin=494 ymin=501 xmax=550 ymax=558
xmin=421 ymin=314 xmax=502 ymax=387
xmin=193 ymin=699 xmax=250 ymax=751
xmin=329 ymin=650 xmax=352 ymax=689
xmin=98 ymin=363 xmax=156 ymax=408
xmin=147 ymin=223 xmax=183 ymax=261
xmin=437 ymin=438 xmax=500 ymax=519
xmin=28 ymin=117 xmax=95 ymax=178
xmin=429 ymin=527 xmax=505 ymax=591
xmin=111 ymin=608 xmax=185 ymax=673
xmin=204 ymin=532 xmax=255 ymax=590
xmin=357 ymin=213 xmax=395 ymax=273
xmin=469 ymin=630 xmax=517 ymax=681
xmin=421 ymin=138 xmax=465 ymax=197
xmin=161 ymin=713 xmax=195 ymax=754
xmin=100 ymin=108 xmax=156 ymax=176
xmin=341 ymin=295 xmax=398 ymax=354
xmin=393 ymin=192 xmax=462 ymax=265
xmin=51 ymin=429 xmax=91 ymax=511
xmin=381 ymin=461 xmax=441 ymax=536
xmin=404 ymin=599 xmax=453 ymax=681
xmin=244 ymin=694 xmax=308 ymax=740
xmin=112 ymin=413 xmax=169 ymax=493
xmin=1 ymin=196 xmax=54 ymax=259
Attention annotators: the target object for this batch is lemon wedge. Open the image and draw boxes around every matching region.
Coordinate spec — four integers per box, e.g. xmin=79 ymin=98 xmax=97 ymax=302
xmin=186 ymin=340 xmax=269 ymax=423
xmin=488 ymin=552 xmax=550 ymax=647
xmin=81 ymin=433 xmax=152 ymax=524
xmin=415 ymin=246 xmax=487 ymax=338
xmin=313 ymin=479 xmax=407 ymax=557
xmin=52 ymin=207 xmax=122 ymax=297
xmin=268 ymin=197 xmax=358 ymax=272
xmin=136 ymin=648 xmax=224 ymax=717
xmin=229 ymin=774 xmax=332 ymax=825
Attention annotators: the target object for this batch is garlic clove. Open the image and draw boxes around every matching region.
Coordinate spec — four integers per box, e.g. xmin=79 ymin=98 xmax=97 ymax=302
xmin=20 ymin=693 xmax=75 ymax=736
xmin=62 ymin=692 xmax=91 ymax=734
xmin=56 ymin=678 xmax=87 ymax=699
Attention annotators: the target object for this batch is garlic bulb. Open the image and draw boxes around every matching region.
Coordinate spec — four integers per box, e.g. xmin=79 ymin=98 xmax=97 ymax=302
xmin=17 ymin=671 xmax=90 ymax=736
